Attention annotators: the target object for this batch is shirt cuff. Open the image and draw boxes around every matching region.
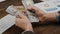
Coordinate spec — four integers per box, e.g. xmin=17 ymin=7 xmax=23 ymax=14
xmin=21 ymin=31 xmax=34 ymax=34
xmin=57 ymin=11 xmax=60 ymax=22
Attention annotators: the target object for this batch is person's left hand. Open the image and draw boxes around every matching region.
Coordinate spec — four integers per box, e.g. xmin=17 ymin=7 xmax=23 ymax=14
xmin=15 ymin=13 xmax=33 ymax=31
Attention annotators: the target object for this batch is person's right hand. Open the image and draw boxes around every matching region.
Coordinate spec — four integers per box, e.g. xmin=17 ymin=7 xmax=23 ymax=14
xmin=28 ymin=6 xmax=48 ymax=23
xmin=27 ymin=6 xmax=57 ymax=23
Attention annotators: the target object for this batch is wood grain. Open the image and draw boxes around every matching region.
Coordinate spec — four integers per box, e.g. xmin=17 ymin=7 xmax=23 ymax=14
xmin=0 ymin=0 xmax=60 ymax=34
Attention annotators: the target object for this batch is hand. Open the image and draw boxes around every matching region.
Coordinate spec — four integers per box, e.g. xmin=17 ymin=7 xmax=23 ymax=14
xmin=28 ymin=6 xmax=57 ymax=24
xmin=28 ymin=6 xmax=47 ymax=23
xmin=15 ymin=13 xmax=33 ymax=31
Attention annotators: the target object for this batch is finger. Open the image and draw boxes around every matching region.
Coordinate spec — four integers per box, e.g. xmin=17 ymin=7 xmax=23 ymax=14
xmin=27 ymin=6 xmax=40 ymax=12
xmin=22 ymin=10 xmax=27 ymax=15
xmin=28 ymin=6 xmax=46 ymax=15
xmin=22 ymin=10 xmax=28 ymax=16
xmin=18 ymin=13 xmax=24 ymax=18
xmin=22 ymin=10 xmax=27 ymax=13
xmin=27 ymin=6 xmax=45 ymax=16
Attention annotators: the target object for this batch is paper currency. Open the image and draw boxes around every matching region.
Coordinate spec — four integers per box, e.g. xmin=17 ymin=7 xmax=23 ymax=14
xmin=22 ymin=0 xmax=39 ymax=22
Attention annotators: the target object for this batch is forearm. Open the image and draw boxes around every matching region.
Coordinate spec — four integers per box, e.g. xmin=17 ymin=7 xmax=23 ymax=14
xmin=43 ymin=11 xmax=60 ymax=22
xmin=46 ymin=12 xmax=58 ymax=22
xmin=38 ymin=12 xmax=58 ymax=23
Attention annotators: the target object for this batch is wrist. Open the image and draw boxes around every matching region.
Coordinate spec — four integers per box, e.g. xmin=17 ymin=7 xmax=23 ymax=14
xmin=57 ymin=11 xmax=60 ymax=22
xmin=25 ymin=27 xmax=33 ymax=32
xmin=45 ymin=12 xmax=58 ymax=22
xmin=24 ymin=24 xmax=33 ymax=32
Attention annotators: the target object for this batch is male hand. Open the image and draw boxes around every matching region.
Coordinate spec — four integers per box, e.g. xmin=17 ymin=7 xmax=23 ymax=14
xmin=15 ymin=13 xmax=33 ymax=31
xmin=28 ymin=6 xmax=47 ymax=23
xmin=28 ymin=6 xmax=57 ymax=24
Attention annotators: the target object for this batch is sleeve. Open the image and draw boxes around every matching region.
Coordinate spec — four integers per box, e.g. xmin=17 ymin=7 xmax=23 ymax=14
xmin=21 ymin=31 xmax=34 ymax=34
xmin=57 ymin=11 xmax=60 ymax=22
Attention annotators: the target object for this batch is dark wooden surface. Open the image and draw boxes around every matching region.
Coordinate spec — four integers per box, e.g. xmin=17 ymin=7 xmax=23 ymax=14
xmin=0 ymin=0 xmax=60 ymax=34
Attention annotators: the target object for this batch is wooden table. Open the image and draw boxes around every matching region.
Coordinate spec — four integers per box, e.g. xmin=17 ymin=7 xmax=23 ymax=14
xmin=0 ymin=0 xmax=60 ymax=34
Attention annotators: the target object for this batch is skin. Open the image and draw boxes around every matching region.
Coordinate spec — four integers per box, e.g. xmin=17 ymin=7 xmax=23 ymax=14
xmin=28 ymin=6 xmax=58 ymax=23
xmin=15 ymin=13 xmax=33 ymax=31
xmin=15 ymin=6 xmax=58 ymax=31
